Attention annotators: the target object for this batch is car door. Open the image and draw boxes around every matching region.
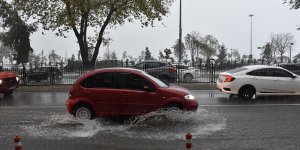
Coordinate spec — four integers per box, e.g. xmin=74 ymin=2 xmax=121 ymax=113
xmin=268 ymin=68 xmax=298 ymax=94
xmin=120 ymin=72 xmax=160 ymax=114
xmin=81 ymin=72 xmax=123 ymax=115
xmin=246 ymin=68 xmax=275 ymax=93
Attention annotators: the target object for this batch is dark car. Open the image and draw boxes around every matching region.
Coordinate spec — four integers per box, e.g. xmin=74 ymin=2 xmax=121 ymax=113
xmin=26 ymin=66 xmax=63 ymax=82
xmin=0 ymin=66 xmax=20 ymax=95
xmin=133 ymin=60 xmax=177 ymax=83
xmin=66 ymin=68 xmax=198 ymax=120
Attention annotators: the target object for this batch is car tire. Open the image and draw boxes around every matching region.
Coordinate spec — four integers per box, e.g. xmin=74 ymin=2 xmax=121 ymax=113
xmin=238 ymin=85 xmax=256 ymax=100
xmin=184 ymin=73 xmax=193 ymax=82
xmin=74 ymin=104 xmax=95 ymax=120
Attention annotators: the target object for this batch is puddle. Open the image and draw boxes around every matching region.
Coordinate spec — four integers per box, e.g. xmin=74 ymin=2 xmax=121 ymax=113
xmin=20 ymin=109 xmax=226 ymax=140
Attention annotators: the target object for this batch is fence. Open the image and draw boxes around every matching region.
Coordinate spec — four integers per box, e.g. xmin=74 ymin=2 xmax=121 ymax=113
xmin=1 ymin=63 xmax=300 ymax=86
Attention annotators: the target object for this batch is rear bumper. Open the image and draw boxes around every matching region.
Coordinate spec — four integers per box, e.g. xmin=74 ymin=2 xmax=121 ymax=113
xmin=216 ymin=81 xmax=237 ymax=94
xmin=66 ymin=98 xmax=76 ymax=114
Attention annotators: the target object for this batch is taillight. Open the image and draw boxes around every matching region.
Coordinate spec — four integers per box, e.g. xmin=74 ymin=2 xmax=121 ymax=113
xmin=168 ymin=67 xmax=176 ymax=72
xmin=223 ymin=75 xmax=235 ymax=82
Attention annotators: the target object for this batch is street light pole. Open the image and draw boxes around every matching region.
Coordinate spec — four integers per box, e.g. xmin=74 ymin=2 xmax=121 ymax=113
xmin=249 ymin=14 xmax=254 ymax=60
xmin=289 ymin=43 xmax=293 ymax=63
xmin=179 ymin=0 xmax=182 ymax=64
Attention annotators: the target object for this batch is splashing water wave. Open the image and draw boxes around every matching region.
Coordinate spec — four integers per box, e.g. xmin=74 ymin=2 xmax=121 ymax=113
xmin=21 ymin=109 xmax=226 ymax=140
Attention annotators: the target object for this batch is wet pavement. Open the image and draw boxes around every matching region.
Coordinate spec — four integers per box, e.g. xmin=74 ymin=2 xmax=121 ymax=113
xmin=1 ymin=91 xmax=300 ymax=149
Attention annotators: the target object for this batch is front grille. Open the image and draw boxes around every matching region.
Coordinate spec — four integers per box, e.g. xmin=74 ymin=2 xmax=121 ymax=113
xmin=2 ymin=77 xmax=17 ymax=86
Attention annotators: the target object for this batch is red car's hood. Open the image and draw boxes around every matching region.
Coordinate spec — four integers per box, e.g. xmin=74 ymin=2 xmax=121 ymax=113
xmin=159 ymin=85 xmax=191 ymax=97
xmin=0 ymin=72 xmax=18 ymax=79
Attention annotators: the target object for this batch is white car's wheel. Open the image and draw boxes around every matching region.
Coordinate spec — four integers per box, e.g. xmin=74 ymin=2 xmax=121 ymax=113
xmin=184 ymin=73 xmax=193 ymax=82
xmin=239 ymin=85 xmax=256 ymax=100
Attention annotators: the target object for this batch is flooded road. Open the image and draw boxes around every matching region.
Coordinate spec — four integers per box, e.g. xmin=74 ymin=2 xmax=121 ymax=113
xmin=1 ymin=91 xmax=300 ymax=149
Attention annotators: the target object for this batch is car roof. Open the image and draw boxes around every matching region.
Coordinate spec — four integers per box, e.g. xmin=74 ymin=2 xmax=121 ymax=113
xmin=243 ymin=65 xmax=283 ymax=70
xmin=137 ymin=60 xmax=169 ymax=63
xmin=89 ymin=67 xmax=144 ymax=74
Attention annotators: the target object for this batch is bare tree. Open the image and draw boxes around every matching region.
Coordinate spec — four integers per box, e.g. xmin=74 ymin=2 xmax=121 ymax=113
xmin=270 ymin=33 xmax=295 ymax=63
xmin=184 ymin=31 xmax=201 ymax=66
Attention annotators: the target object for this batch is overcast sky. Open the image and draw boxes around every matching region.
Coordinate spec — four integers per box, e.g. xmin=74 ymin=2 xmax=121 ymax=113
xmin=29 ymin=0 xmax=300 ymax=61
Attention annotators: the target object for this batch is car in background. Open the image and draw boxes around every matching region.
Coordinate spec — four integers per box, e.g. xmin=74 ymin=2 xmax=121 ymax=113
xmin=66 ymin=68 xmax=198 ymax=120
xmin=217 ymin=65 xmax=300 ymax=100
xmin=26 ymin=66 xmax=63 ymax=82
xmin=0 ymin=66 xmax=20 ymax=95
xmin=133 ymin=60 xmax=176 ymax=83
xmin=172 ymin=63 xmax=202 ymax=82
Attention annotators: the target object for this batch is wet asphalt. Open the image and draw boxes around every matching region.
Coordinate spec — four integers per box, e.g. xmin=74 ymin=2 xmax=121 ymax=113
xmin=1 ymin=91 xmax=300 ymax=150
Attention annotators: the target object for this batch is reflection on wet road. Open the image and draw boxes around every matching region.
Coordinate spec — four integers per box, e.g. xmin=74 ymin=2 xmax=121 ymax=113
xmin=1 ymin=91 xmax=300 ymax=149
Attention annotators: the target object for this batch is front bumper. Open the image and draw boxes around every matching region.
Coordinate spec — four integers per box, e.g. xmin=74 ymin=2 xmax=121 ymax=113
xmin=0 ymin=83 xmax=19 ymax=93
xmin=185 ymin=100 xmax=198 ymax=111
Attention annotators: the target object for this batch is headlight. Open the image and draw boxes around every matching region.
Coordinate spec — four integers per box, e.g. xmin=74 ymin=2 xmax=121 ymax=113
xmin=0 ymin=79 xmax=2 ymax=85
xmin=16 ymin=77 xmax=20 ymax=82
xmin=184 ymin=94 xmax=195 ymax=100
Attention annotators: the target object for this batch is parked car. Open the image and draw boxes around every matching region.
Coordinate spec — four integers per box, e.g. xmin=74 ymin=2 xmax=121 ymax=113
xmin=0 ymin=66 xmax=20 ymax=95
xmin=133 ymin=60 xmax=177 ymax=83
xmin=217 ymin=65 xmax=300 ymax=100
xmin=66 ymin=68 xmax=198 ymax=120
xmin=26 ymin=66 xmax=63 ymax=82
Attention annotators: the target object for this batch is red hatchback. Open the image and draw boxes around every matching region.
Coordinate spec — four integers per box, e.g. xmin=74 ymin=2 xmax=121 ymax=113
xmin=66 ymin=68 xmax=198 ymax=119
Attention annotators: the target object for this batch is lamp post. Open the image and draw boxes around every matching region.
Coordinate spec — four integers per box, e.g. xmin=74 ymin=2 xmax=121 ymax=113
xmin=249 ymin=14 xmax=254 ymax=61
xmin=179 ymin=0 xmax=182 ymax=64
xmin=289 ymin=43 xmax=293 ymax=63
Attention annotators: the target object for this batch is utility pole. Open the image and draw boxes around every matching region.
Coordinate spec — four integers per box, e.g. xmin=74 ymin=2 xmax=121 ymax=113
xmin=179 ymin=0 xmax=182 ymax=64
xmin=41 ymin=49 xmax=44 ymax=68
xmin=249 ymin=14 xmax=254 ymax=61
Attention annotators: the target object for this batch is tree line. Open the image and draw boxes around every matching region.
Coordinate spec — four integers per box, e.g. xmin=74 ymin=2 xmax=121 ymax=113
xmin=1 ymin=0 xmax=300 ymax=70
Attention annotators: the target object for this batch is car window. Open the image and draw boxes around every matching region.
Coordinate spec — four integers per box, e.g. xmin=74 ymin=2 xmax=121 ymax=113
xmin=135 ymin=63 xmax=145 ymax=68
xmin=159 ymin=63 xmax=167 ymax=67
xmin=81 ymin=72 xmax=120 ymax=88
xmin=247 ymin=69 xmax=268 ymax=76
xmin=81 ymin=72 xmax=105 ymax=88
xmin=148 ymin=62 xmax=160 ymax=68
xmin=120 ymin=73 xmax=154 ymax=91
xmin=269 ymin=68 xmax=292 ymax=77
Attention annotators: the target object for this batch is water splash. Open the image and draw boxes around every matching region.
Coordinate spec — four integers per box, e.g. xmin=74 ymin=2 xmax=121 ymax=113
xmin=20 ymin=109 xmax=226 ymax=140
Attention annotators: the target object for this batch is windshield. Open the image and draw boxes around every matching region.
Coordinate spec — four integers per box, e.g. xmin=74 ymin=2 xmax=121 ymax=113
xmin=141 ymin=72 xmax=168 ymax=88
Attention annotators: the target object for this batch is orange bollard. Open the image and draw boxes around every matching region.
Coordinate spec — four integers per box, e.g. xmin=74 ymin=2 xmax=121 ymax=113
xmin=14 ymin=134 xmax=22 ymax=150
xmin=185 ymin=133 xmax=192 ymax=149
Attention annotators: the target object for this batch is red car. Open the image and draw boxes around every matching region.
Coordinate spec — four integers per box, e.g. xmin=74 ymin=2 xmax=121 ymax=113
xmin=0 ymin=71 xmax=20 ymax=95
xmin=66 ymin=68 xmax=198 ymax=119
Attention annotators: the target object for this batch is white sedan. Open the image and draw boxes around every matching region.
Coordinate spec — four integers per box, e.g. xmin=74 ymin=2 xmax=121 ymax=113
xmin=217 ymin=65 xmax=300 ymax=100
xmin=178 ymin=67 xmax=202 ymax=82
